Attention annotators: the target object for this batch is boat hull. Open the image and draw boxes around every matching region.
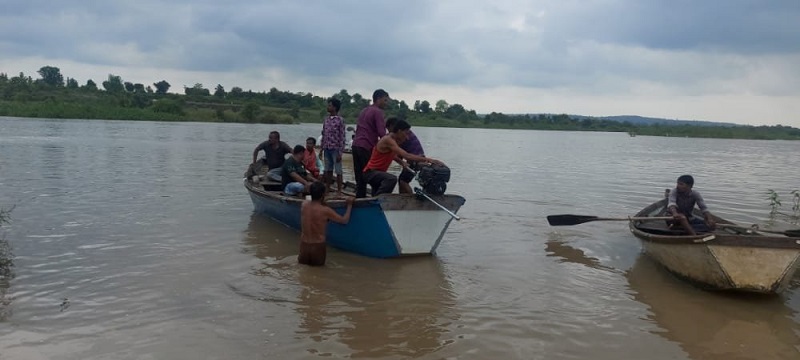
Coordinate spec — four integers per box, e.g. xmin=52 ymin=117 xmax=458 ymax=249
xmin=245 ymin=179 xmax=465 ymax=258
xmin=630 ymin=198 xmax=800 ymax=294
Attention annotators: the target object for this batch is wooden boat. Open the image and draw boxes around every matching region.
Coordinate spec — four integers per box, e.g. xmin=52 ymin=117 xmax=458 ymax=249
xmin=243 ymin=175 xmax=465 ymax=258
xmin=629 ymin=192 xmax=800 ymax=294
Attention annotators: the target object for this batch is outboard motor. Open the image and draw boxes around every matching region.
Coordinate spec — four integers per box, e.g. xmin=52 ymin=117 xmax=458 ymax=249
xmin=416 ymin=163 xmax=451 ymax=195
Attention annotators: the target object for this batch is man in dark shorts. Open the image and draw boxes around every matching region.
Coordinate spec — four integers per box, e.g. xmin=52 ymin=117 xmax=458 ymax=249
xmin=299 ymin=182 xmax=354 ymax=266
xmin=667 ymin=174 xmax=716 ymax=235
xmin=252 ymin=131 xmax=293 ymax=181
xmin=352 ymin=89 xmax=390 ymax=198
xmin=385 ymin=117 xmax=427 ymax=194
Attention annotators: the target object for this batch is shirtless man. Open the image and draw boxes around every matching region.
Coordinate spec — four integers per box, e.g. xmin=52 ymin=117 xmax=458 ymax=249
xmin=299 ymin=182 xmax=355 ymax=266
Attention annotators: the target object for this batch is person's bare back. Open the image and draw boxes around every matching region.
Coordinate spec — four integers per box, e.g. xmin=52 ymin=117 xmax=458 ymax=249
xmin=301 ymin=201 xmax=346 ymax=244
xmin=298 ymin=182 xmax=354 ymax=266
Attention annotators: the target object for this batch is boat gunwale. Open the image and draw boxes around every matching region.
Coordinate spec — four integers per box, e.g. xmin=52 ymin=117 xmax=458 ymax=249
xmin=630 ymin=198 xmax=800 ymax=249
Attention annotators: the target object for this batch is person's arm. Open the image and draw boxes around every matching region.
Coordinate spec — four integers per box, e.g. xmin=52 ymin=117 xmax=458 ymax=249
xmin=695 ymin=191 xmax=715 ymax=227
xmin=387 ymin=140 xmax=443 ymax=165
xmin=375 ymin=113 xmax=386 ymax=139
xmin=252 ymin=142 xmax=266 ymax=164
xmin=667 ymin=189 xmax=680 ymax=216
xmin=290 ymin=171 xmax=309 ymax=186
xmin=281 ymin=141 xmax=292 ymax=154
xmin=306 ymin=172 xmax=317 ymax=182
xmin=337 ymin=118 xmax=346 ymax=155
xmin=326 ymin=197 xmax=354 ymax=224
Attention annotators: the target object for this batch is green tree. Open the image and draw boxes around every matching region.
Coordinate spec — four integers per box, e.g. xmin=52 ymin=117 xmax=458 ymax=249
xmin=83 ymin=79 xmax=98 ymax=91
xmin=229 ymin=86 xmax=243 ymax=98
xmin=37 ymin=66 xmax=64 ymax=87
xmin=0 ymin=73 xmax=8 ymax=83
xmin=133 ymin=83 xmax=146 ymax=93
xmin=435 ymin=99 xmax=449 ymax=113
xmin=214 ymin=84 xmax=225 ymax=98
xmin=185 ymin=83 xmax=210 ymax=96
xmin=420 ymin=100 xmax=432 ymax=113
xmin=66 ymin=78 xmax=79 ymax=89
xmin=153 ymin=80 xmax=171 ymax=95
xmin=124 ymin=81 xmax=135 ymax=92
xmin=102 ymin=74 xmax=124 ymax=93
xmin=335 ymin=89 xmax=351 ymax=105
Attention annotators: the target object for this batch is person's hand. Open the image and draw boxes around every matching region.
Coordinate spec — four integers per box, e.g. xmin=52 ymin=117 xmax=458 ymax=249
xmin=336 ymin=154 xmax=342 ymax=163
xmin=429 ymin=158 xmax=444 ymax=166
xmin=345 ymin=196 xmax=355 ymax=206
xmin=673 ymin=213 xmax=686 ymax=221
xmin=706 ymin=218 xmax=716 ymax=230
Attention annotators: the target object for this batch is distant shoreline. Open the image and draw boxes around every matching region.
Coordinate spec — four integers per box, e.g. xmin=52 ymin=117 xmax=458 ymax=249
xmin=2 ymin=65 xmax=799 ymax=140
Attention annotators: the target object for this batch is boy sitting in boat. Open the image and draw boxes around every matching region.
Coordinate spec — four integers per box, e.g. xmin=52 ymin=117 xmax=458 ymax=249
xmin=282 ymin=145 xmax=319 ymax=196
xmin=303 ymin=137 xmax=321 ymax=178
xmin=299 ymin=182 xmax=354 ymax=266
xmin=667 ymin=175 xmax=716 ymax=235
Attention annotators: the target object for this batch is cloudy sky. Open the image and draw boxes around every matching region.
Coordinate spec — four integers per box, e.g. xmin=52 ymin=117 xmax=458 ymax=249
xmin=2 ymin=0 xmax=799 ymax=126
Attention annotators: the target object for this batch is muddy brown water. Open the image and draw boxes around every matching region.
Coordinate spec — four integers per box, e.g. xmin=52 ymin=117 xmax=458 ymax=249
xmin=1 ymin=117 xmax=798 ymax=359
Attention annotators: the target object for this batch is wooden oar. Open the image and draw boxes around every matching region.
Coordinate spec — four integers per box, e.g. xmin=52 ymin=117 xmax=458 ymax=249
xmin=716 ymin=224 xmax=800 ymax=237
xmin=547 ymin=214 xmax=672 ymax=226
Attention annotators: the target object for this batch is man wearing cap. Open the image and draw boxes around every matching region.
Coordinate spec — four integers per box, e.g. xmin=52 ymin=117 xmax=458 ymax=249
xmin=352 ymin=89 xmax=391 ymax=198
xmin=667 ymin=175 xmax=716 ymax=235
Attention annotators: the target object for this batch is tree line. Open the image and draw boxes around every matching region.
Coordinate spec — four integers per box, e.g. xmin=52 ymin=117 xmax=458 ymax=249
xmin=1 ymin=65 xmax=799 ymax=140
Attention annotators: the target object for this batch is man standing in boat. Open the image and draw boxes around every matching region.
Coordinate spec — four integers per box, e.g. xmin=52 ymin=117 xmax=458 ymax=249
xmin=352 ymin=89 xmax=390 ymax=198
xmin=385 ymin=117 xmax=427 ymax=194
xmin=252 ymin=131 xmax=293 ymax=181
xmin=363 ymin=119 xmax=443 ymax=196
xmin=282 ymin=145 xmax=319 ymax=196
xmin=668 ymin=175 xmax=716 ymax=235
xmin=299 ymin=182 xmax=354 ymax=266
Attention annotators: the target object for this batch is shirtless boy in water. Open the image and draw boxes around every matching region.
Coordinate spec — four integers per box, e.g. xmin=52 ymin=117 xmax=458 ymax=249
xmin=299 ymin=182 xmax=354 ymax=266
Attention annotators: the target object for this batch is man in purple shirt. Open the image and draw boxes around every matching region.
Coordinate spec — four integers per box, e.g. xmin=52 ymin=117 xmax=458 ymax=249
xmin=352 ymin=89 xmax=390 ymax=198
xmin=385 ymin=117 xmax=427 ymax=194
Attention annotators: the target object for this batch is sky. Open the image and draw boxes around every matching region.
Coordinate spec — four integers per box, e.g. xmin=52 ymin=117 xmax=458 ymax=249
xmin=1 ymin=0 xmax=799 ymax=126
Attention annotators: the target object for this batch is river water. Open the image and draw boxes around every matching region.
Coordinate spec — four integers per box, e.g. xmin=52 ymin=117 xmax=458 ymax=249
xmin=0 ymin=117 xmax=798 ymax=359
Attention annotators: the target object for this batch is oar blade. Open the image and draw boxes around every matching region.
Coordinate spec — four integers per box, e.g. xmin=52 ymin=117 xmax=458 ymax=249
xmin=784 ymin=229 xmax=800 ymax=237
xmin=547 ymin=214 xmax=599 ymax=226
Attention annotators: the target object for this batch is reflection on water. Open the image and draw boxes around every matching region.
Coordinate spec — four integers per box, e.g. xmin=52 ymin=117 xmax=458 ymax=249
xmin=242 ymin=214 xmax=458 ymax=358
xmin=546 ymin=237 xmax=800 ymax=359
xmin=627 ymin=257 xmax=800 ymax=360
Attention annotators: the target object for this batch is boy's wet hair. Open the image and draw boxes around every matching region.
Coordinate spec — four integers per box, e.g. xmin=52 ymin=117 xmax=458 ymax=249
xmin=372 ymin=89 xmax=389 ymax=102
xmin=392 ymin=119 xmax=411 ymax=132
xmin=328 ymin=98 xmax=341 ymax=112
xmin=310 ymin=182 xmax=326 ymax=200
xmin=293 ymin=145 xmax=305 ymax=154
xmin=677 ymin=174 xmax=694 ymax=187
xmin=385 ymin=117 xmax=399 ymax=132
